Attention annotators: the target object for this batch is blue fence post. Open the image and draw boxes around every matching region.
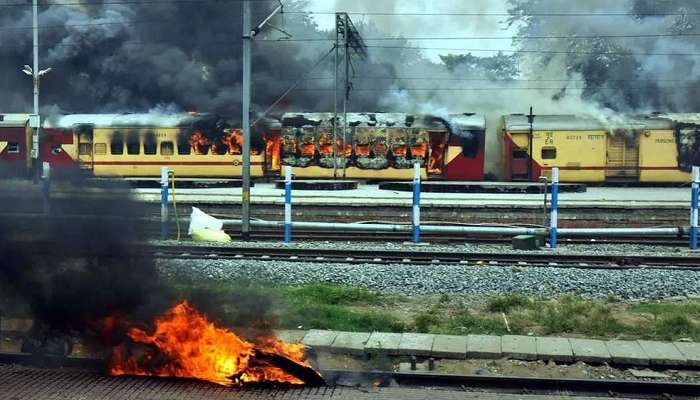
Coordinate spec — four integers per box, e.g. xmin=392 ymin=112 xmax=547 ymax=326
xmin=412 ymin=162 xmax=421 ymax=243
xmin=691 ymin=166 xmax=699 ymax=250
xmin=549 ymin=167 xmax=559 ymax=248
xmin=160 ymin=166 xmax=169 ymax=240
xmin=284 ymin=165 xmax=292 ymax=243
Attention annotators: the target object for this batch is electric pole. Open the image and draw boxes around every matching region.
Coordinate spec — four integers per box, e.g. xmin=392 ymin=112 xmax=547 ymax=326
xmin=332 ymin=13 xmax=366 ymax=178
xmin=241 ymin=0 xmax=284 ymax=239
xmin=241 ymin=0 xmax=252 ymax=239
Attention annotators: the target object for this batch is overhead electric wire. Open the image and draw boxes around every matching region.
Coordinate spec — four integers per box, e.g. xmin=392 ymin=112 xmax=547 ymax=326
xmin=0 ymin=0 xmax=272 ymax=6
xmin=364 ymin=45 xmax=700 ymax=57
xmin=288 ymin=85 xmax=700 ymax=92
xmin=252 ymin=45 xmax=335 ymax=125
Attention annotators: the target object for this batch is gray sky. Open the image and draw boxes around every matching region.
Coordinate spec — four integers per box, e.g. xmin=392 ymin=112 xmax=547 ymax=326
xmin=301 ymin=0 xmax=519 ymax=62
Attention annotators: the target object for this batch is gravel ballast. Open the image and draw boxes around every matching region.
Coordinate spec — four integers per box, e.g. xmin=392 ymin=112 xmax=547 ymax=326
xmin=159 ymin=257 xmax=700 ymax=300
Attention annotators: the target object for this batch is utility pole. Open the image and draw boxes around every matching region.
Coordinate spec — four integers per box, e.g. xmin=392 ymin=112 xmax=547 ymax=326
xmin=333 ymin=13 xmax=366 ymax=179
xmin=241 ymin=0 xmax=252 ymax=240
xmin=527 ymin=106 xmax=535 ymax=182
xmin=21 ymin=1 xmax=51 ymax=181
xmin=332 ymin=27 xmax=339 ymax=178
xmin=241 ymin=0 xmax=284 ymax=240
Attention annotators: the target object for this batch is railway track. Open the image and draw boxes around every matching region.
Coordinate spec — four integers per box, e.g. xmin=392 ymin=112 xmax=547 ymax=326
xmin=153 ymin=244 xmax=700 ymax=269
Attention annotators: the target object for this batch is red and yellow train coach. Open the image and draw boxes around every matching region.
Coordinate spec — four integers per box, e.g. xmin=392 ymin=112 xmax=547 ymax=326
xmin=278 ymin=113 xmax=486 ymax=181
xmin=0 ymin=112 xmax=486 ymax=181
xmin=502 ymin=113 xmax=699 ymax=183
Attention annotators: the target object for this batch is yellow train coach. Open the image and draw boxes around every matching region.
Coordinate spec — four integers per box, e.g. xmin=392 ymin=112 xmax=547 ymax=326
xmin=502 ymin=113 xmax=698 ymax=183
xmin=44 ymin=113 xmax=267 ymax=178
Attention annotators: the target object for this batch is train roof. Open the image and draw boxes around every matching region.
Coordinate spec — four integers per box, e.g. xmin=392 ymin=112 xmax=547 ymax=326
xmin=42 ymin=113 xmax=214 ymax=128
xmin=503 ymin=114 xmax=676 ymax=131
xmin=0 ymin=114 xmax=31 ymax=127
xmin=280 ymin=112 xmax=485 ymax=131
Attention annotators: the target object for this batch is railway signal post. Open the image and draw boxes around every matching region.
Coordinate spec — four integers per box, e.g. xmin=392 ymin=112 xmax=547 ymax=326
xmin=412 ymin=162 xmax=421 ymax=243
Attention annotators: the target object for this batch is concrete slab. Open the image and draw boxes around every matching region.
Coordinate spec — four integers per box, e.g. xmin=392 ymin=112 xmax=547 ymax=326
xmin=301 ymin=330 xmax=338 ymax=350
xmin=606 ymin=340 xmax=649 ymax=366
xmin=398 ymin=333 xmax=435 ymax=356
xmin=364 ymin=332 xmax=402 ymax=355
xmin=637 ymin=340 xmax=687 ymax=366
xmin=431 ymin=335 xmax=468 ymax=359
xmin=536 ymin=337 xmax=573 ymax=363
xmin=274 ymin=329 xmax=307 ymax=343
xmin=330 ymin=331 xmax=371 ymax=356
xmin=466 ymin=335 xmax=502 ymax=359
xmin=569 ymin=338 xmax=611 ymax=364
xmin=674 ymin=342 xmax=700 ymax=367
xmin=501 ymin=335 xmax=537 ymax=361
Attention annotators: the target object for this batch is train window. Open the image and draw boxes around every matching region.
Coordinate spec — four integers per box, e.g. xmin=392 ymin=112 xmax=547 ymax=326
xmin=161 ymin=141 xmax=174 ymax=156
xmin=111 ymin=132 xmax=124 ymax=154
xmin=126 ymin=132 xmax=140 ymax=155
xmin=513 ymin=149 xmax=528 ymax=159
xmin=7 ymin=142 xmax=19 ymax=153
xmin=143 ymin=131 xmax=157 ymax=155
xmin=177 ymin=138 xmax=191 ymax=155
xmin=79 ymin=143 xmax=92 ymax=155
xmin=541 ymin=147 xmax=557 ymax=159
xmin=94 ymin=143 xmax=106 ymax=155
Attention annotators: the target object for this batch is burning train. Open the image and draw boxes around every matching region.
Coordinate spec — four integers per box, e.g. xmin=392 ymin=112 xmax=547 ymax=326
xmin=1 ymin=111 xmax=699 ymax=183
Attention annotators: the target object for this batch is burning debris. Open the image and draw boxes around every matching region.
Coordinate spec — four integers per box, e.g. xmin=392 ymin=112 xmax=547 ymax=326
xmin=108 ymin=301 xmax=322 ymax=386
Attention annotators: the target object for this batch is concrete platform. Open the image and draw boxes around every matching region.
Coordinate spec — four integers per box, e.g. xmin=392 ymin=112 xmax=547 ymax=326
xmin=569 ymin=338 xmax=611 ymax=364
xmin=502 ymin=335 xmax=538 ymax=361
xmin=431 ymin=334 xmax=468 ymax=359
xmin=274 ymin=329 xmax=307 ymax=343
xmin=397 ymin=333 xmax=435 ymax=356
xmin=536 ymin=337 xmax=574 ymax=363
xmin=330 ymin=331 xmax=371 ymax=356
xmin=466 ymin=335 xmax=502 ymax=359
xmin=364 ymin=332 xmax=402 ymax=355
xmin=301 ymin=329 xmax=338 ymax=350
xmin=275 ymin=180 xmax=358 ymax=191
xmin=638 ymin=340 xmax=687 ymax=366
xmin=674 ymin=342 xmax=700 ymax=367
xmin=379 ymin=181 xmax=587 ymax=194
xmin=606 ymin=340 xmax=649 ymax=366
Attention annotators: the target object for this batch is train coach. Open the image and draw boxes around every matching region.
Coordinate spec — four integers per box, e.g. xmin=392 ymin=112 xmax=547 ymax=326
xmin=502 ymin=113 xmax=700 ymax=183
xmin=0 ymin=112 xmax=486 ymax=181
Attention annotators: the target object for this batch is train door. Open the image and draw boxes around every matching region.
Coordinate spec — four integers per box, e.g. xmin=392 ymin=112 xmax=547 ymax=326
xmin=75 ymin=124 xmax=94 ymax=172
xmin=605 ymin=130 xmax=639 ymax=182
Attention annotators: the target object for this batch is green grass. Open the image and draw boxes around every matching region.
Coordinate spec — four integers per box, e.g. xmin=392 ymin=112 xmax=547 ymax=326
xmin=165 ymin=279 xmax=700 ymax=341
xmin=486 ymin=294 xmax=533 ymax=313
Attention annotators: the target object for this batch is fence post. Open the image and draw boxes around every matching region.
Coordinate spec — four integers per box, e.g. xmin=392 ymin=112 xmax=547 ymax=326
xmin=284 ymin=165 xmax=292 ymax=243
xmin=549 ymin=167 xmax=559 ymax=248
xmin=691 ymin=166 xmax=699 ymax=250
xmin=41 ymin=161 xmax=51 ymax=215
xmin=160 ymin=166 xmax=169 ymax=240
xmin=412 ymin=162 xmax=421 ymax=243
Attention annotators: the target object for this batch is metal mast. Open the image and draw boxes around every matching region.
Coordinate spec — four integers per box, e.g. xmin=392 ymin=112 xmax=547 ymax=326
xmin=333 ymin=12 xmax=366 ymax=178
xmin=241 ymin=0 xmax=252 ymax=239
xmin=241 ymin=1 xmax=284 ymax=240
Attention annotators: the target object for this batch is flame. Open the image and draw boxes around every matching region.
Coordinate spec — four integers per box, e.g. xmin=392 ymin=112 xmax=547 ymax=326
xmin=355 ymin=144 xmax=370 ymax=156
xmin=264 ymin=132 xmax=283 ymax=171
xmin=392 ymin=146 xmax=407 ymax=157
xmin=189 ymin=131 xmax=211 ymax=155
xmin=428 ymin=143 xmax=445 ymax=175
xmin=222 ymin=129 xmax=242 ymax=155
xmin=108 ymin=301 xmax=312 ymax=386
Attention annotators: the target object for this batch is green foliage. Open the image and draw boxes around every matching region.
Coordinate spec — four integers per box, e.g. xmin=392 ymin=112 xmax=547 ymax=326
xmin=486 ymin=294 xmax=533 ymax=313
xmin=439 ymin=52 xmax=519 ymax=79
xmin=280 ymin=283 xmax=385 ymax=306
xmin=280 ymin=303 xmax=405 ymax=332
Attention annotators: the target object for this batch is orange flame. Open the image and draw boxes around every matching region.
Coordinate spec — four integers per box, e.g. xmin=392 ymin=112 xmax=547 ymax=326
xmin=189 ymin=131 xmax=211 ymax=155
xmin=108 ymin=301 xmax=311 ymax=386
xmin=264 ymin=132 xmax=283 ymax=171
xmin=428 ymin=143 xmax=445 ymax=175
xmin=222 ymin=129 xmax=243 ymax=155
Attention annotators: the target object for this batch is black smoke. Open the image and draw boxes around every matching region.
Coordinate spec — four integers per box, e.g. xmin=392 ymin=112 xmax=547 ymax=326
xmin=0 ymin=1 xmax=403 ymax=118
xmin=0 ymin=177 xmax=173 ymax=354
